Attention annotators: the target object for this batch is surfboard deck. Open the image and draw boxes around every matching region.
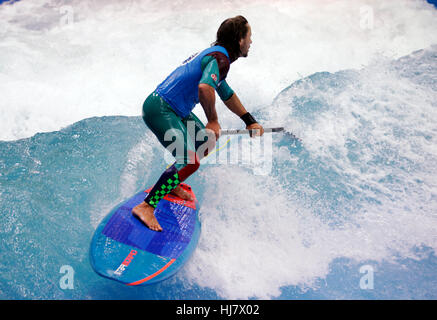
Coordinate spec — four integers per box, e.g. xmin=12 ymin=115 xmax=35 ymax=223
xmin=89 ymin=183 xmax=200 ymax=285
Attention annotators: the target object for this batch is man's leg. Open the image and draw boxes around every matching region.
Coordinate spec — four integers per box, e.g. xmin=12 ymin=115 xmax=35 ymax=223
xmin=133 ymin=92 xmax=201 ymax=231
xmin=184 ymin=111 xmax=216 ymax=161
xmin=169 ymin=111 xmax=213 ymax=200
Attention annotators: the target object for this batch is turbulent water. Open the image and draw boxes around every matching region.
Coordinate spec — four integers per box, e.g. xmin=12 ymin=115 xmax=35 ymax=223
xmin=1 ymin=0 xmax=437 ymax=299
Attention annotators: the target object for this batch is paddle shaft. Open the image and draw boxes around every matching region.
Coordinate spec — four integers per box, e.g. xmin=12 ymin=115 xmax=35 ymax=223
xmin=220 ymin=127 xmax=284 ymax=136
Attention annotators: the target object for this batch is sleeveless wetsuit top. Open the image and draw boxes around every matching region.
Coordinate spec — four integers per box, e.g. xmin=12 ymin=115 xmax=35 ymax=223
xmin=155 ymin=45 xmax=231 ymax=118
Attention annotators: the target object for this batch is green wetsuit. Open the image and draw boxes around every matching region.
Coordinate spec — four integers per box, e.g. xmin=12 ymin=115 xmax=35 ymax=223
xmin=142 ymin=55 xmax=234 ymax=208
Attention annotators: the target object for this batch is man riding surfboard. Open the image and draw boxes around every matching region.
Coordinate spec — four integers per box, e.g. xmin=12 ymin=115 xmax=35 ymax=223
xmin=133 ymin=15 xmax=264 ymax=231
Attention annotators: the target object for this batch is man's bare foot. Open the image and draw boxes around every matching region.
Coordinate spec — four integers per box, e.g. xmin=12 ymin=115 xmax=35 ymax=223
xmin=132 ymin=202 xmax=163 ymax=232
xmin=170 ymin=185 xmax=193 ymax=201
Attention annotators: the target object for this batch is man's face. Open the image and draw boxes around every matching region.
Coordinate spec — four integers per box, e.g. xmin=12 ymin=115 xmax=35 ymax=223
xmin=239 ymin=24 xmax=252 ymax=58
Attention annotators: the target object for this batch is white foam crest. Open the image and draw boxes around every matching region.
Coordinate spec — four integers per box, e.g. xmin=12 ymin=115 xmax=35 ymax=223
xmin=90 ymin=133 xmax=158 ymax=229
xmin=181 ymin=163 xmax=437 ymax=299
xmin=2 ymin=0 xmax=437 ymax=140
xmin=182 ymin=45 xmax=437 ymax=298
xmin=118 ymin=133 xmax=157 ymax=199
xmin=183 ymin=166 xmax=325 ymax=299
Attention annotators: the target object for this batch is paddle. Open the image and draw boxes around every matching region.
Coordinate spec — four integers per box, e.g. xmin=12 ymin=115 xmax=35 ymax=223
xmin=220 ymin=127 xmax=285 ymax=136
xmin=220 ymin=127 xmax=302 ymax=142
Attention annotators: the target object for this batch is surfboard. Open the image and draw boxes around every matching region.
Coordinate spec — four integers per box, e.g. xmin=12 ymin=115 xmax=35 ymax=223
xmin=89 ymin=183 xmax=200 ymax=285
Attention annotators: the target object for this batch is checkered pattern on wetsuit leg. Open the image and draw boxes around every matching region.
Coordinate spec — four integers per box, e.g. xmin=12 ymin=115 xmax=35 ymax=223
xmin=144 ymin=164 xmax=180 ymax=208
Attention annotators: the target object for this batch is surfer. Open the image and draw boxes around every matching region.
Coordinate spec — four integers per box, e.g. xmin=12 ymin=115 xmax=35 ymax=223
xmin=133 ymin=15 xmax=264 ymax=231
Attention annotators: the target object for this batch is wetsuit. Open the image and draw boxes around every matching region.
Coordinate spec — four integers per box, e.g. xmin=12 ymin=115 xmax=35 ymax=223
xmin=142 ymin=45 xmax=234 ymax=208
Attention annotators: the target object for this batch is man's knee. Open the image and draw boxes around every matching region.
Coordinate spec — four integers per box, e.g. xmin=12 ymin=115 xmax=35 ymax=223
xmin=177 ymin=151 xmax=200 ymax=181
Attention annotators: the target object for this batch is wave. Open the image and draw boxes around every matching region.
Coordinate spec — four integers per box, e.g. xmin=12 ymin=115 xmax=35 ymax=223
xmin=183 ymin=45 xmax=437 ymax=299
xmin=2 ymin=0 xmax=437 ymax=141
xmin=1 ymin=45 xmax=437 ymax=299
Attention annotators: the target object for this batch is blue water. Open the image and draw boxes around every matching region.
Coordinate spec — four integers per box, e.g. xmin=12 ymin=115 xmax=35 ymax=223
xmin=0 ymin=116 xmax=214 ymax=299
xmin=1 ymin=0 xmax=437 ymax=300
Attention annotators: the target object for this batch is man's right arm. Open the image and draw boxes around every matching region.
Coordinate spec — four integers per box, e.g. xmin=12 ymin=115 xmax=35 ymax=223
xmin=198 ymin=56 xmax=224 ymax=140
xmin=198 ymin=83 xmax=218 ymax=123
xmin=199 ymin=83 xmax=220 ymax=140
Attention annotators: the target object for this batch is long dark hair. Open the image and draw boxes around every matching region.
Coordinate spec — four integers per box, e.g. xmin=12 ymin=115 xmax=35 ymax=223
xmin=212 ymin=15 xmax=249 ymax=63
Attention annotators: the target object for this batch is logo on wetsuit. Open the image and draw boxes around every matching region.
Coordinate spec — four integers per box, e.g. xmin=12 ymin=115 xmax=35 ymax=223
xmin=181 ymin=52 xmax=200 ymax=65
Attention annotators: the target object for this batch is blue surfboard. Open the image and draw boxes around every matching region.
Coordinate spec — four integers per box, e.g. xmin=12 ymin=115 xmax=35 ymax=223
xmin=89 ymin=183 xmax=200 ymax=285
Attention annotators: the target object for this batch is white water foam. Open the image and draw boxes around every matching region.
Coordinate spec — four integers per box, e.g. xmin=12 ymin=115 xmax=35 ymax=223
xmin=181 ymin=46 xmax=437 ymax=299
xmin=89 ymin=131 xmax=159 ymax=229
xmin=1 ymin=0 xmax=437 ymax=140
xmin=2 ymin=0 xmax=437 ymax=300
